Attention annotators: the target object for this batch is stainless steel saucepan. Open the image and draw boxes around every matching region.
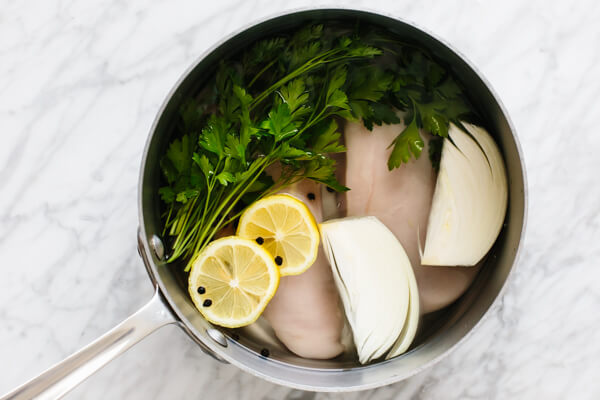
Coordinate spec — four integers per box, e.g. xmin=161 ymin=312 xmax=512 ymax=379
xmin=1 ymin=8 xmax=527 ymax=399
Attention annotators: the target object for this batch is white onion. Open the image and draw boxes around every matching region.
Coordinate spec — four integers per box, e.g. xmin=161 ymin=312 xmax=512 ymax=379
xmin=320 ymin=216 xmax=419 ymax=363
xmin=421 ymin=123 xmax=508 ymax=266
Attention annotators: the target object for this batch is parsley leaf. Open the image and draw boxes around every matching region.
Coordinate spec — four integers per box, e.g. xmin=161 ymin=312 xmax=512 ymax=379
xmin=279 ymin=79 xmax=309 ymax=116
xmin=199 ymin=116 xmax=228 ymax=158
xmin=224 ymin=135 xmax=246 ymax=163
xmin=158 ymin=186 xmax=176 ymax=203
xmin=327 ymin=89 xmax=350 ymax=109
xmin=388 ymin=117 xmax=424 ymax=170
xmin=327 ymin=66 xmax=347 ymax=98
xmin=367 ymin=102 xmax=401 ymax=128
xmin=301 ymin=158 xmax=347 ymax=191
xmin=160 ymin=135 xmax=192 ymax=184
xmin=176 ymin=189 xmax=200 ymax=204
xmin=192 ymin=153 xmax=214 ymax=179
xmin=260 ymin=103 xmax=298 ymax=142
xmin=243 ymin=37 xmax=286 ymax=69
xmin=277 ymin=142 xmax=311 ymax=159
xmin=216 ymin=171 xmax=236 ymax=186
xmin=349 ymin=66 xmax=393 ymax=102
xmin=311 ymin=120 xmax=345 ymax=154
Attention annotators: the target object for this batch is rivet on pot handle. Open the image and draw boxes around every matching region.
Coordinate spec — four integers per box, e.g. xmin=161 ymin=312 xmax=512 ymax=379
xmin=0 ymin=289 xmax=177 ymax=400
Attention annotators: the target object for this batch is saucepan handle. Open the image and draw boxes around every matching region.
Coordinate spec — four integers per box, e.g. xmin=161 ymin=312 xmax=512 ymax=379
xmin=0 ymin=288 xmax=177 ymax=400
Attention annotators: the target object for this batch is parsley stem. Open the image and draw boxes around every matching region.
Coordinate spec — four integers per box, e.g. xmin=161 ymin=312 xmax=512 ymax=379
xmin=248 ymin=58 xmax=277 ymax=88
xmin=171 ymin=183 xmax=225 ymax=261
xmin=170 ymin=197 xmax=200 ymax=259
xmin=198 ymin=160 xmax=271 ymax=258
xmin=169 ymin=155 xmax=229 ymax=261
xmin=250 ymin=48 xmax=344 ymax=111
xmin=162 ymin=204 xmax=174 ymax=237
xmin=179 ymin=156 xmax=272 ymax=269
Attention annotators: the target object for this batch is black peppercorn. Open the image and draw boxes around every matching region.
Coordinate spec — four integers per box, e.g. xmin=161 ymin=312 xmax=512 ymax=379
xmin=203 ymin=299 xmax=212 ymax=307
xmin=307 ymin=192 xmax=316 ymax=200
xmin=256 ymin=236 xmax=264 ymax=245
xmin=260 ymin=348 xmax=270 ymax=357
xmin=326 ymin=186 xmax=334 ymax=193
xmin=197 ymin=286 xmax=206 ymax=294
xmin=274 ymin=256 xmax=283 ymax=266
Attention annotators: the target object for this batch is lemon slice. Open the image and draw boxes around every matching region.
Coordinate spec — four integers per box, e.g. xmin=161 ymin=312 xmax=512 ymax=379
xmin=188 ymin=236 xmax=279 ymax=328
xmin=237 ymin=194 xmax=320 ymax=276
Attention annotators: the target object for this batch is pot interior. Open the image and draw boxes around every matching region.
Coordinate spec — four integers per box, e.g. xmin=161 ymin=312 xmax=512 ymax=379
xmin=138 ymin=9 xmax=526 ymax=390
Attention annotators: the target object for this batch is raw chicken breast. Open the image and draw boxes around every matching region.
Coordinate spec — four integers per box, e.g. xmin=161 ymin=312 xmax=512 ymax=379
xmin=262 ymin=179 xmax=346 ymax=359
xmin=344 ymin=121 xmax=480 ymax=314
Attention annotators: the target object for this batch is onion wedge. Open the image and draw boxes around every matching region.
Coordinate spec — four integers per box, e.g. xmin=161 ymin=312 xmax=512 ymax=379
xmin=320 ymin=216 xmax=419 ymax=363
xmin=422 ymin=123 xmax=508 ymax=266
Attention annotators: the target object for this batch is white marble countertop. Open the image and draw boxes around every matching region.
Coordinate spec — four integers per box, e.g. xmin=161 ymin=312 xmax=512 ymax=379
xmin=1 ymin=0 xmax=599 ymax=399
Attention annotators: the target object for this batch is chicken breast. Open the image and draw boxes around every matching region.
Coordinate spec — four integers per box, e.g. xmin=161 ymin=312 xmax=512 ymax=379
xmin=343 ymin=121 xmax=480 ymax=314
xmin=262 ymin=179 xmax=346 ymax=359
